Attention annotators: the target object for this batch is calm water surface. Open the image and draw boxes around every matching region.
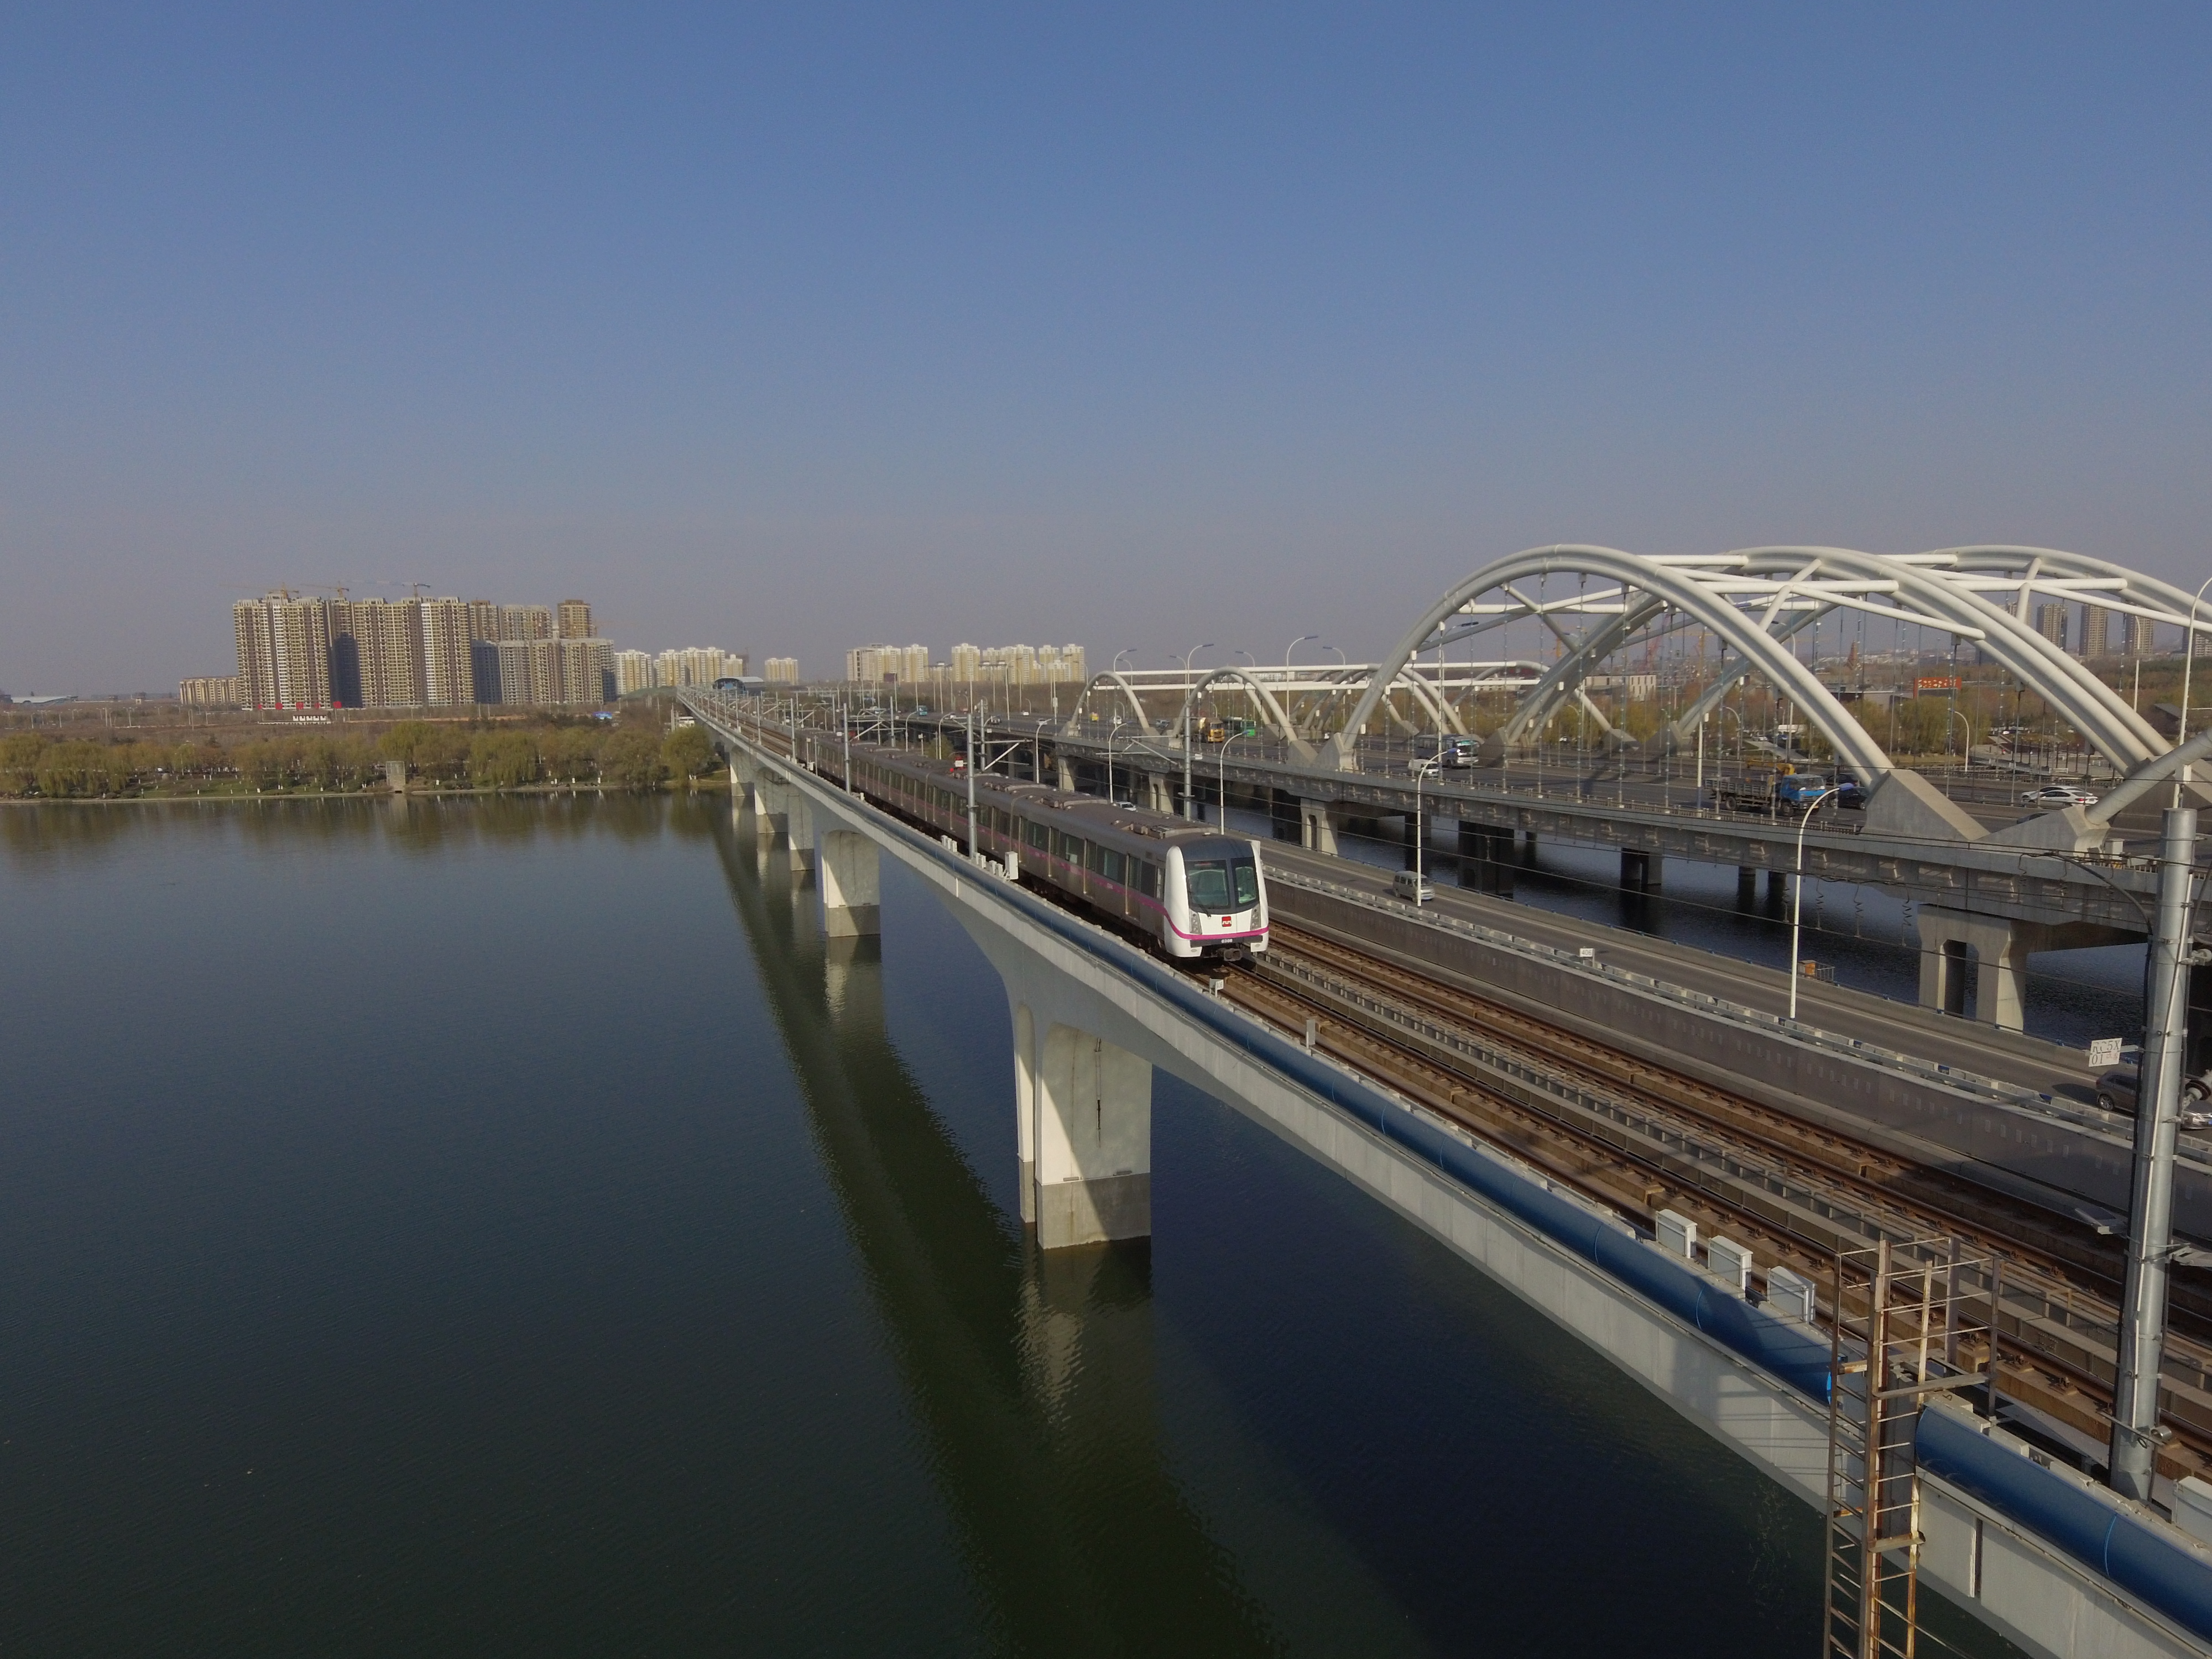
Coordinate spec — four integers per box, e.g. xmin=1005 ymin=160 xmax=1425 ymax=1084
xmin=0 ymin=799 xmax=2023 ymax=1656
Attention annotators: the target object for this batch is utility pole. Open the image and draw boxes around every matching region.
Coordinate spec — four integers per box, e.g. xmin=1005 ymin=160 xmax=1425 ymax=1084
xmin=966 ymin=708 xmax=979 ymax=861
xmin=2110 ymin=806 xmax=2201 ymax=1499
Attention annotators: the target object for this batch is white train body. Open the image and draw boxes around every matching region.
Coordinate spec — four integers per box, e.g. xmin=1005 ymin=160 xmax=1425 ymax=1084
xmin=842 ymin=743 xmax=1269 ymax=962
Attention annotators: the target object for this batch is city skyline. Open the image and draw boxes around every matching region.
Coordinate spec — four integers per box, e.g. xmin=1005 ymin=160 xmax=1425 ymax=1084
xmin=4 ymin=9 xmax=2209 ymax=695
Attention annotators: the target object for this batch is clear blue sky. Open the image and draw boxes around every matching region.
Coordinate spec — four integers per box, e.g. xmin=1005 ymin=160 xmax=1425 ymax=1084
xmin=3 ymin=3 xmax=2208 ymax=692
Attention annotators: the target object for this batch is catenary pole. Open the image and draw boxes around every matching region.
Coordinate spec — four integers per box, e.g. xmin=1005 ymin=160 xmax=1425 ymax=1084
xmin=2110 ymin=805 xmax=2201 ymax=1498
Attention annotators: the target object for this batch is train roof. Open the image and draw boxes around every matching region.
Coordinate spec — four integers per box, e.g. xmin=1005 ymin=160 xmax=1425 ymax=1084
xmin=855 ymin=743 xmax=1254 ymax=848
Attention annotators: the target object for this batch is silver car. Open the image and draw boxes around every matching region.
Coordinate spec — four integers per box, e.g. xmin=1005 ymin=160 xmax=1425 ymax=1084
xmin=2020 ymin=785 xmax=2100 ymax=808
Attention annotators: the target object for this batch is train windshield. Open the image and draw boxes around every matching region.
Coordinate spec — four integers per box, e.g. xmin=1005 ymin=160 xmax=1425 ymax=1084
xmin=1186 ymin=856 xmax=1260 ymax=911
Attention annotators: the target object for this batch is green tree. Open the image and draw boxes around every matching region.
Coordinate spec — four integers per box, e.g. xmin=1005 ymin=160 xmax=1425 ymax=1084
xmin=468 ymin=731 xmax=542 ymax=789
xmin=35 ymin=740 xmax=129 ymax=797
xmin=542 ymin=725 xmax=599 ymax=784
xmin=235 ymin=740 xmax=289 ymax=791
xmin=601 ymin=728 xmax=667 ymax=791
xmin=378 ymin=721 xmax=435 ymax=767
xmin=0 ymin=733 xmax=48 ymax=795
xmin=662 ymin=723 xmax=714 ymax=781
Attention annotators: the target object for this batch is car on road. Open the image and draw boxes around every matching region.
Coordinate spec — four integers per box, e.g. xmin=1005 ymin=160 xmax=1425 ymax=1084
xmin=2095 ymin=1054 xmax=2212 ymax=1127
xmin=1438 ymin=739 xmax=1477 ymax=769
xmin=2020 ymin=785 xmax=2100 ymax=808
xmin=1392 ymin=870 xmax=1437 ymax=904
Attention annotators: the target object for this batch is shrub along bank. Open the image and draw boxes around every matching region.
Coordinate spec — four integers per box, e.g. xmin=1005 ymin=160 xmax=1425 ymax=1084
xmin=0 ymin=718 xmax=724 ymax=800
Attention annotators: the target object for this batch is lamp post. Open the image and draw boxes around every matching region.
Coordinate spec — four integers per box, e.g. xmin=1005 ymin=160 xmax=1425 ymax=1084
xmin=1219 ymin=728 xmax=1246 ymax=827
xmin=1787 ymin=786 xmax=1844 ymax=1020
xmin=1411 ymin=756 xmax=1439 ymax=905
xmin=1108 ymin=714 xmax=1123 ymax=805
xmin=1285 ymin=633 xmax=1318 ymax=667
xmin=2174 ymin=576 xmax=2212 ymax=808
xmin=1181 ymin=642 xmax=1214 ymax=818
xmin=1034 ymin=719 xmax=1051 ymax=786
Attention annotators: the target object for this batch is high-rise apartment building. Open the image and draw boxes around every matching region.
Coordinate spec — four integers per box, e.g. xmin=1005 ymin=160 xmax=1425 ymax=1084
xmin=234 ymin=593 xmax=335 ymax=709
xmin=420 ymin=598 xmax=476 ymax=706
xmin=764 ymin=657 xmax=799 ymax=684
xmin=557 ymin=601 xmax=593 ymax=640
xmin=844 ymin=643 xmax=928 ymax=684
xmin=2033 ymin=603 xmax=2068 ymax=653
xmin=653 ymin=646 xmax=739 ymax=687
xmin=2080 ymin=605 xmax=2112 ymax=661
xmin=341 ymin=597 xmax=427 ymax=708
xmin=555 ymin=639 xmax=614 ymax=705
xmin=2124 ymin=614 xmax=2158 ymax=658
xmin=615 ymin=650 xmax=654 ymax=696
xmin=179 ymin=676 xmax=245 ymax=707
xmin=948 ymin=643 xmax=982 ymax=683
xmin=231 ymin=588 xmax=604 ymax=709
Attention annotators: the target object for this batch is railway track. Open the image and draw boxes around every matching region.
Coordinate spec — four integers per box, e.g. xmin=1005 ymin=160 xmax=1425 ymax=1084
xmin=1226 ymin=922 xmax=2212 ymax=1483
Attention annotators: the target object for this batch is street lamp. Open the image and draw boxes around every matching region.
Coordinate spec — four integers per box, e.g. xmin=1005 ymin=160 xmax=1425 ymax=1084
xmin=1787 ymin=785 xmax=1844 ymax=1020
xmin=1108 ymin=714 xmax=1124 ymax=805
xmin=1410 ymin=755 xmax=1440 ymax=905
xmin=1113 ymin=648 xmax=1136 ymax=672
xmin=1285 ymin=634 xmax=1318 ymax=667
xmin=1033 ymin=718 xmax=1051 ymax=787
xmin=1181 ymin=642 xmax=1214 ymax=818
xmin=1219 ymin=726 xmax=1247 ymax=826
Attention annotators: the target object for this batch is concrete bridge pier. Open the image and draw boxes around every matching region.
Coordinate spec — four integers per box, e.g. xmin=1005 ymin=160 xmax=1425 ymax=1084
xmin=1460 ymin=823 xmax=1514 ymax=895
xmin=1297 ymin=799 xmax=1349 ymax=856
xmin=1736 ymin=865 xmax=1758 ymax=906
xmin=1031 ymin=1019 xmax=1152 ymax=1248
xmin=784 ymin=790 xmax=816 ymax=874
xmin=817 ymin=830 xmax=881 ymax=937
xmin=1912 ymin=907 xmax=2132 ymax=1032
xmin=1142 ymin=772 xmax=1174 ymax=815
xmin=1621 ymin=848 xmax=1662 ymax=892
xmin=1056 ymin=757 xmax=1077 ymax=792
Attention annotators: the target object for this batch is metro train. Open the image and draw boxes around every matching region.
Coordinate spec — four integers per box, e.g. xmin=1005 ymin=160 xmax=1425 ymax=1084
xmin=841 ymin=741 xmax=1269 ymax=962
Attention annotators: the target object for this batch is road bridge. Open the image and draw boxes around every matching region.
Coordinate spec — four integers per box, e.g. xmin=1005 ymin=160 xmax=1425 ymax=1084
xmin=817 ymin=542 xmax=2212 ymax=1034
xmin=685 ymin=684 xmax=2212 ymax=1659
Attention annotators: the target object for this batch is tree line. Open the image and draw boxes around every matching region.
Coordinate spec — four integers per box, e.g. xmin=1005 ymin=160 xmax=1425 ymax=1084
xmin=0 ymin=719 xmax=721 ymax=800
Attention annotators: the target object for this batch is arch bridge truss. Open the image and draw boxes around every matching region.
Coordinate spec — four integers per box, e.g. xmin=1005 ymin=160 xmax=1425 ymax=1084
xmin=1063 ymin=661 xmax=1543 ymax=764
xmin=1316 ymin=546 xmax=2211 ymax=797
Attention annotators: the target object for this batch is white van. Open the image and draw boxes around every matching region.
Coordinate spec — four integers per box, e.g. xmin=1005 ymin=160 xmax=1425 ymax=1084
xmin=1392 ymin=870 xmax=1436 ymax=904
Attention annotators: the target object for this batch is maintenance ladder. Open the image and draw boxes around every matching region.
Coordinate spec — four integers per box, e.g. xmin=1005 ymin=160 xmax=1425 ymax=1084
xmin=1824 ymin=1238 xmax=2000 ymax=1659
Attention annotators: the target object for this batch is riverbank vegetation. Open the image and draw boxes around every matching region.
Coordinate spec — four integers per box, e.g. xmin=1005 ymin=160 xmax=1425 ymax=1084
xmin=0 ymin=709 xmax=724 ymax=800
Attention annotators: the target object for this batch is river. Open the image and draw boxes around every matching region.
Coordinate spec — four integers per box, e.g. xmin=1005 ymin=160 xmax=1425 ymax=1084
xmin=0 ymin=798 xmax=2021 ymax=1655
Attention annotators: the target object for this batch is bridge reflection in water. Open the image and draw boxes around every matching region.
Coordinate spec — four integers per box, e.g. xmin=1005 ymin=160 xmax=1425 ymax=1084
xmin=707 ymin=812 xmax=1290 ymax=1655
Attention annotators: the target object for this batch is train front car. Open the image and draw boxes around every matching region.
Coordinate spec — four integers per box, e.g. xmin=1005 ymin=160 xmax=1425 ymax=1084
xmin=1164 ymin=837 xmax=1269 ymax=962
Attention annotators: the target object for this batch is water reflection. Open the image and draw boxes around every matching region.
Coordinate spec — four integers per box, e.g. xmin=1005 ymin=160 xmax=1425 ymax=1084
xmin=706 ymin=812 xmax=1281 ymax=1654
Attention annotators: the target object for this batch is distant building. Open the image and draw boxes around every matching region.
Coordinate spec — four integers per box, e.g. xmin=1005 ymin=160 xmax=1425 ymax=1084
xmin=498 ymin=604 xmax=552 ymax=642
xmin=844 ymin=643 xmax=928 ymax=684
xmin=764 ymin=657 xmax=800 ymax=684
xmin=556 ymin=600 xmax=593 ymax=640
xmin=2080 ymin=604 xmax=2112 ymax=660
xmin=653 ymin=647 xmax=740 ymax=688
xmin=234 ymin=592 xmax=335 ymax=709
xmin=2124 ymin=614 xmax=2158 ymax=658
xmin=1585 ymin=672 xmax=1658 ymax=701
xmin=421 ymin=598 xmax=476 ymax=706
xmin=614 ymin=650 xmax=655 ymax=695
xmin=2033 ymin=603 xmax=2068 ymax=653
xmin=179 ymin=676 xmax=245 ymax=708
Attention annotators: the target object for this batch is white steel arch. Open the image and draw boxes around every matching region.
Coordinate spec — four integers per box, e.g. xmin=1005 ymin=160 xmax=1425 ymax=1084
xmin=1323 ymin=544 xmax=2211 ymax=783
xmin=1164 ymin=667 xmax=1319 ymax=763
